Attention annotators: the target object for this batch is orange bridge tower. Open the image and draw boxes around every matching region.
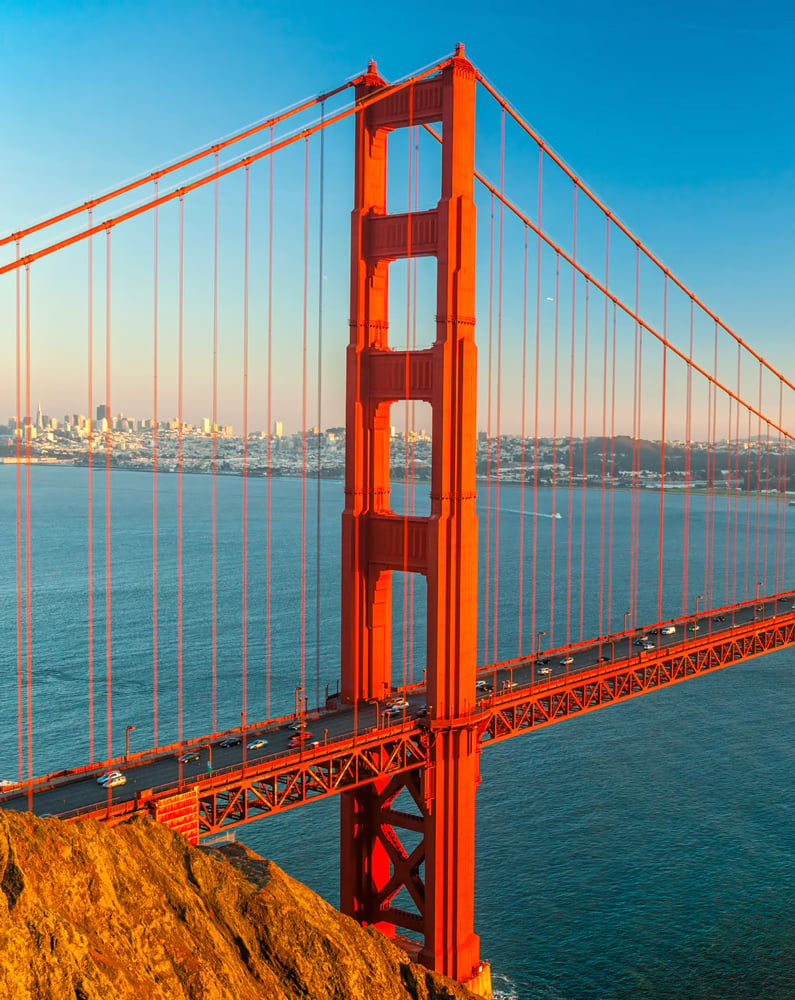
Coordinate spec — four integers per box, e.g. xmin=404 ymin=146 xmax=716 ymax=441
xmin=341 ymin=48 xmax=488 ymax=995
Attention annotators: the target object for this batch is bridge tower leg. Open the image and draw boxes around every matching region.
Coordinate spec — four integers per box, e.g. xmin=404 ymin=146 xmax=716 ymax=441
xmin=341 ymin=49 xmax=488 ymax=994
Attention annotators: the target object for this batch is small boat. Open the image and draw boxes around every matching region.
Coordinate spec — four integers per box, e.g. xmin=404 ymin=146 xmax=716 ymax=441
xmin=554 ymin=512 xmax=562 ymax=519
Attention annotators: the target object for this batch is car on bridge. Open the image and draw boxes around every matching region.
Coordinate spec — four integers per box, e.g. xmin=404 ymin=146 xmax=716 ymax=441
xmin=641 ymin=642 xmax=655 ymax=651
xmin=389 ymin=698 xmax=409 ymax=709
xmin=660 ymin=625 xmax=676 ymax=634
xmin=289 ymin=721 xmax=308 ymax=731
xmin=633 ymin=636 xmax=650 ymax=646
xmin=712 ymin=615 xmax=726 ymax=623
xmin=179 ymin=752 xmax=200 ymax=763
xmin=383 ymin=705 xmax=404 ymax=718
xmin=247 ymin=739 xmax=268 ymax=750
xmin=97 ymin=771 xmax=126 ymax=788
xmin=289 ymin=731 xmax=313 ymax=746
xmin=559 ymin=656 xmax=574 ymax=666
xmin=218 ymin=737 xmax=241 ymax=748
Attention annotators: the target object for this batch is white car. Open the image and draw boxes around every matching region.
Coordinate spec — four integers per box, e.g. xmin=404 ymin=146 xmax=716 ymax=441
xmin=247 ymin=739 xmax=268 ymax=750
xmin=559 ymin=657 xmax=574 ymax=666
xmin=389 ymin=698 xmax=409 ymax=709
xmin=97 ymin=771 xmax=126 ymax=789
xmin=661 ymin=626 xmax=676 ymax=635
xmin=383 ymin=705 xmax=403 ymax=717
xmin=289 ymin=721 xmax=308 ymax=731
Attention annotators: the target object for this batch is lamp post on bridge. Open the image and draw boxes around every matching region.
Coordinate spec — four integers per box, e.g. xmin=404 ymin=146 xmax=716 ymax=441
xmin=693 ymin=594 xmax=703 ymax=635
xmin=623 ymin=610 xmax=631 ymax=634
xmin=125 ymin=725 xmax=136 ymax=760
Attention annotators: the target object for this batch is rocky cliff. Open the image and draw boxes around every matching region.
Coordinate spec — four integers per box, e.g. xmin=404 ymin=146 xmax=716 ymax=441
xmin=0 ymin=811 xmax=478 ymax=1000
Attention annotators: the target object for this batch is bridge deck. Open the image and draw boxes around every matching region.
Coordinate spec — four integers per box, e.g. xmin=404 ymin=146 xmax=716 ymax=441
xmin=3 ymin=593 xmax=793 ymax=837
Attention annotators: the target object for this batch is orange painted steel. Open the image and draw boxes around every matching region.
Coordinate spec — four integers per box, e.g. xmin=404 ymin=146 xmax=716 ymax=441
xmin=340 ymin=47 xmax=481 ymax=984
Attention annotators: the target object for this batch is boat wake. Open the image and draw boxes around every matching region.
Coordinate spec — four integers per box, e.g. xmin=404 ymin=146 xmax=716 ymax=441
xmin=498 ymin=508 xmax=563 ymax=520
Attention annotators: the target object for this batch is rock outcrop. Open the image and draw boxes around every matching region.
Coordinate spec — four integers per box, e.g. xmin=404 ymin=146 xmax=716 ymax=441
xmin=0 ymin=811 xmax=477 ymax=1000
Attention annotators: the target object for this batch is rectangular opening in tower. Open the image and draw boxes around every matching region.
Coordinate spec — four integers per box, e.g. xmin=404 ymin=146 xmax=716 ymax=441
xmin=386 ymin=256 xmax=438 ymax=352
xmin=388 ymin=399 xmax=432 ymax=517
xmin=390 ymin=570 xmax=427 ymax=692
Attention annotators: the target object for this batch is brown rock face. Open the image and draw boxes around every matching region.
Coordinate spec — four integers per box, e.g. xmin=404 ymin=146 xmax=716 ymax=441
xmin=0 ymin=811 xmax=477 ymax=1000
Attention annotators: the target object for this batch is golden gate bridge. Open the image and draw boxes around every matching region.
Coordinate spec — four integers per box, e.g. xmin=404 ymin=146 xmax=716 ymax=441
xmin=2 ymin=46 xmax=794 ymax=996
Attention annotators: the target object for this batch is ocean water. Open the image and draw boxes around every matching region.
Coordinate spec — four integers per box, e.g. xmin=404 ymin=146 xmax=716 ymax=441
xmin=1 ymin=466 xmax=793 ymax=998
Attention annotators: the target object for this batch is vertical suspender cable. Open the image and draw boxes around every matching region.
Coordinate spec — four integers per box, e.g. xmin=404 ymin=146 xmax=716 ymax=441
xmin=484 ymin=192 xmax=494 ymax=665
xmin=242 ymin=170 xmax=250 ymax=725
xmin=683 ymin=299 xmax=693 ymax=617
xmin=634 ymin=326 xmax=643 ymax=618
xmin=763 ymin=412 xmax=770 ymax=590
xmin=531 ymin=150 xmax=543 ymax=658
xmin=629 ymin=247 xmax=640 ymax=628
xmin=518 ymin=226 xmax=528 ymax=653
xmin=754 ymin=365 xmax=763 ymax=591
xmin=86 ymin=218 xmax=95 ymax=762
xmin=776 ymin=381 xmax=783 ymax=591
xmin=744 ymin=405 xmax=752 ymax=597
xmin=494 ymin=108 xmax=505 ymax=664
xmin=104 ymin=232 xmax=112 ymax=771
xmin=732 ymin=346 xmax=741 ymax=602
xmin=152 ymin=185 xmax=159 ymax=746
xmin=211 ymin=156 xmax=219 ymax=733
xmin=657 ymin=341 xmax=667 ymax=626
xmin=301 ymin=139 xmax=309 ymax=712
xmin=410 ymin=126 xmax=420 ymax=682
xmin=579 ymin=280 xmax=589 ymax=642
xmin=266 ymin=125 xmax=274 ymax=718
xmin=566 ymin=186 xmax=577 ymax=648
xmin=656 ymin=280 xmax=667 ymax=627
xmin=709 ymin=323 xmax=719 ymax=610
xmin=15 ymin=240 xmax=23 ymax=781
xmin=177 ymin=201 xmax=184 ymax=762
xmin=599 ymin=223 xmax=610 ymax=637
xmin=403 ymin=102 xmax=414 ymax=695
xmin=315 ymin=103 xmax=326 ymax=710
xmin=724 ymin=392 xmax=732 ymax=605
xmin=25 ymin=265 xmax=33 ymax=806
xmin=608 ymin=303 xmax=617 ymax=629
xmin=550 ymin=254 xmax=560 ymax=646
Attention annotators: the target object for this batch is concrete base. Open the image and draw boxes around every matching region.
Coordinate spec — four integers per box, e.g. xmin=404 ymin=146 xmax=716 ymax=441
xmin=462 ymin=961 xmax=492 ymax=1000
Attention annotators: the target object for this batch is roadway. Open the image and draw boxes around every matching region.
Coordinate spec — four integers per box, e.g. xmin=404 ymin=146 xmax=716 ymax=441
xmin=2 ymin=593 xmax=792 ymax=821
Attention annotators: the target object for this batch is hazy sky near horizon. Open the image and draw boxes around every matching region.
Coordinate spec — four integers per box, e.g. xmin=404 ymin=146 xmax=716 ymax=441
xmin=1 ymin=0 xmax=794 ymax=436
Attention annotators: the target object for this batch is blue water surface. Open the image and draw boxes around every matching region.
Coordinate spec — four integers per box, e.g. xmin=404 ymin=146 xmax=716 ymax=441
xmin=1 ymin=465 xmax=793 ymax=999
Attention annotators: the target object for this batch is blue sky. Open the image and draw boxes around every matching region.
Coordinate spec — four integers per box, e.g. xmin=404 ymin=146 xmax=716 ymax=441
xmin=1 ymin=0 xmax=793 ymax=432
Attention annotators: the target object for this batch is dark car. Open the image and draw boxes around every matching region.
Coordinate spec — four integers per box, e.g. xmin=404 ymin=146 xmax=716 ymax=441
xmin=218 ymin=737 xmax=241 ymax=748
xmin=179 ymin=751 xmax=200 ymax=763
xmin=712 ymin=615 xmax=726 ymax=622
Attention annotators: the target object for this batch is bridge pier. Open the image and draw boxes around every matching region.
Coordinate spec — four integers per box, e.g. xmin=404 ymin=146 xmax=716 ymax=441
xmin=341 ymin=48 xmax=482 ymax=986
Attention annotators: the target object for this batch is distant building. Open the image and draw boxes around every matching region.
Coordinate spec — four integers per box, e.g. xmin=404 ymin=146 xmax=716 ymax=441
xmin=274 ymin=420 xmax=283 ymax=438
